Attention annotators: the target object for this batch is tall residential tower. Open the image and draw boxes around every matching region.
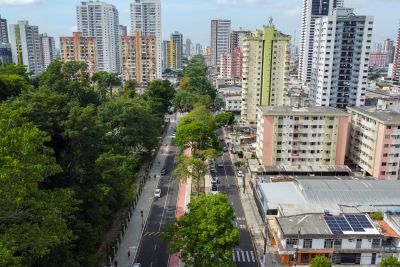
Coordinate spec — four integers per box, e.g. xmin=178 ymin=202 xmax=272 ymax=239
xmin=76 ymin=1 xmax=120 ymax=73
xmin=210 ymin=19 xmax=231 ymax=66
xmin=309 ymin=8 xmax=373 ymax=108
xmin=131 ymin=0 xmax=162 ymax=79
xmin=298 ymin=0 xmax=344 ymax=82
xmin=392 ymin=23 xmax=400 ymax=83
xmin=241 ymin=24 xmax=291 ymax=123
xmin=0 ymin=15 xmax=8 ymax=43
xmin=40 ymin=33 xmax=56 ymax=70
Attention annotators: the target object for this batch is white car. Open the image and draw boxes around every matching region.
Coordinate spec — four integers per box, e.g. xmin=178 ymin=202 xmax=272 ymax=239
xmin=237 ymin=170 xmax=244 ymax=177
xmin=154 ymin=188 xmax=161 ymax=198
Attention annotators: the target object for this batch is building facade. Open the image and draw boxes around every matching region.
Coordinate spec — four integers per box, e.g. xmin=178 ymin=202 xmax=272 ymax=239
xmin=299 ymin=0 xmax=343 ymax=82
xmin=256 ymin=106 xmax=349 ymax=167
xmin=241 ymin=25 xmax=291 ymax=123
xmin=219 ymin=47 xmax=243 ymax=79
xmin=0 ymin=43 xmax=12 ymax=64
xmin=369 ymin=52 xmax=389 ymax=68
xmin=230 ymin=29 xmax=251 ymax=52
xmin=131 ymin=0 xmax=162 ymax=79
xmin=40 ymin=33 xmax=56 ymax=70
xmin=8 ymin=20 xmax=42 ymax=75
xmin=121 ymin=32 xmax=156 ymax=84
xmin=0 ymin=15 xmax=8 ymax=43
xmin=309 ymin=8 xmax=373 ymax=109
xmin=170 ymin=31 xmax=183 ymax=70
xmin=195 ymin=43 xmax=202 ymax=55
xmin=392 ymin=24 xmax=400 ymax=83
xmin=76 ymin=1 xmax=120 ymax=73
xmin=60 ymin=32 xmax=97 ymax=76
xmin=210 ymin=19 xmax=231 ymax=66
xmin=119 ymin=25 xmax=128 ymax=37
xmin=348 ymin=106 xmax=400 ymax=180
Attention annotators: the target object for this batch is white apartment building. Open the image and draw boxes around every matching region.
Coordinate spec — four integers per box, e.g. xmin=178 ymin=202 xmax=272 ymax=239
xmin=40 ymin=33 xmax=55 ymax=70
xmin=76 ymin=1 xmax=120 ymax=73
xmin=210 ymin=19 xmax=231 ymax=66
xmin=8 ymin=20 xmax=42 ymax=75
xmin=131 ymin=0 xmax=162 ymax=79
xmin=309 ymin=8 xmax=373 ymax=108
xmin=219 ymin=52 xmax=232 ymax=79
xmin=298 ymin=0 xmax=343 ymax=82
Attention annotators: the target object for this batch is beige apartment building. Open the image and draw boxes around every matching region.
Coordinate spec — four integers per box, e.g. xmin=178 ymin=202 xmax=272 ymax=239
xmin=256 ymin=106 xmax=349 ymax=167
xmin=60 ymin=32 xmax=97 ymax=76
xmin=348 ymin=106 xmax=400 ymax=180
xmin=241 ymin=25 xmax=290 ymax=123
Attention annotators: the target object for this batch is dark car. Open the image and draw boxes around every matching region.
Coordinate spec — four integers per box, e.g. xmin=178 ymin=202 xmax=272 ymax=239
xmin=161 ymin=168 xmax=167 ymax=175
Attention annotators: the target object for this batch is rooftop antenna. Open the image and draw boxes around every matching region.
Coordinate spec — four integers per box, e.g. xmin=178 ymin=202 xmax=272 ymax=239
xmin=268 ymin=16 xmax=274 ymax=27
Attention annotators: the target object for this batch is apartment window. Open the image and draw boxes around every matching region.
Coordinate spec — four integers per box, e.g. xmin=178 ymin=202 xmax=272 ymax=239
xmin=286 ymin=239 xmax=298 ymax=248
xmin=333 ymin=239 xmax=342 ymax=249
xmin=383 ymin=153 xmax=388 ymax=157
xmin=303 ymin=239 xmax=312 ymax=249
xmin=384 ymin=144 xmax=389 ymax=148
xmin=372 ymin=239 xmax=381 ymax=248
xmin=382 ymin=162 xmax=387 ymax=166
xmin=324 ymin=239 xmax=333 ymax=248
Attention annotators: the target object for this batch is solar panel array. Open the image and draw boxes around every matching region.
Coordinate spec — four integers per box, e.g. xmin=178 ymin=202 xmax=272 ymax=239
xmin=324 ymin=214 xmax=374 ymax=234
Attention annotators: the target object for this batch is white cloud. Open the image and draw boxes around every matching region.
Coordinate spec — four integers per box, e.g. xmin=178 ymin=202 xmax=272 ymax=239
xmin=243 ymin=0 xmax=267 ymax=6
xmin=216 ymin=0 xmax=235 ymax=6
xmin=69 ymin=25 xmax=77 ymax=32
xmin=0 ymin=0 xmax=43 ymax=5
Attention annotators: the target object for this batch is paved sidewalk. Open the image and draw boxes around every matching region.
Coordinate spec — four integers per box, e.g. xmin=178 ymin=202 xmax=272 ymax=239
xmin=112 ymin=120 xmax=175 ymax=267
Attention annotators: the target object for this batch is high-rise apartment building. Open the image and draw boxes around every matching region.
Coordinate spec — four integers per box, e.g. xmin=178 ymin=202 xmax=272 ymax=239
xmin=230 ymin=28 xmax=251 ymax=52
xmin=76 ymin=1 xmax=120 ymax=73
xmin=131 ymin=0 xmax=162 ymax=79
xmin=298 ymin=0 xmax=344 ymax=82
xmin=219 ymin=47 xmax=243 ymax=79
xmin=9 ymin=20 xmax=42 ymax=75
xmin=384 ymin=38 xmax=395 ymax=64
xmin=392 ymin=24 xmax=400 ymax=83
xmin=348 ymin=106 xmax=400 ymax=180
xmin=256 ymin=106 xmax=349 ymax=167
xmin=119 ymin=25 xmax=128 ymax=37
xmin=0 ymin=43 xmax=12 ymax=64
xmin=40 ymin=33 xmax=56 ymax=70
xmin=60 ymin=32 xmax=97 ymax=76
xmin=185 ymin=38 xmax=192 ymax=58
xmin=309 ymin=8 xmax=373 ymax=109
xmin=195 ymin=43 xmax=202 ymax=55
xmin=0 ymin=15 xmax=8 ymax=43
xmin=162 ymin=32 xmax=183 ymax=71
xmin=210 ymin=19 xmax=231 ymax=66
xmin=121 ymin=31 xmax=156 ymax=84
xmin=241 ymin=25 xmax=291 ymax=123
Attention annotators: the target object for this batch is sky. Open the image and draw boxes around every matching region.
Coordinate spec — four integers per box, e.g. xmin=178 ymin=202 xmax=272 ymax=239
xmin=0 ymin=0 xmax=399 ymax=48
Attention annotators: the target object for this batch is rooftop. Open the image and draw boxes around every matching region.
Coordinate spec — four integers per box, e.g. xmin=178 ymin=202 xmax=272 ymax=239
xmin=347 ymin=106 xmax=400 ymax=124
xmin=250 ymin=164 xmax=352 ymax=175
xmin=258 ymin=105 xmax=349 ymax=116
xmin=258 ymin=179 xmax=400 ymax=212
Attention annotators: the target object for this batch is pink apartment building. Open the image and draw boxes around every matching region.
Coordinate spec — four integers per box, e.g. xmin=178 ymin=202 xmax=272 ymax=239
xmin=348 ymin=106 xmax=400 ymax=180
xmin=256 ymin=106 xmax=349 ymax=167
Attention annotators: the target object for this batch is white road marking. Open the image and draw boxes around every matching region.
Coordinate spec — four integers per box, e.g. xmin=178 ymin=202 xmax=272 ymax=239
xmin=241 ymin=251 xmax=245 ymax=261
xmin=236 ymin=250 xmax=241 ymax=262
xmin=246 ymin=251 xmax=250 ymax=262
xmin=159 ymin=178 xmax=172 ymax=232
xmin=251 ymin=251 xmax=255 ymax=262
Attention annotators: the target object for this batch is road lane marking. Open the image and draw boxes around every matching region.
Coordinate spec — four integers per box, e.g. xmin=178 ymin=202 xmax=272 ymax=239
xmin=241 ymin=251 xmax=245 ymax=262
xmin=159 ymin=177 xmax=172 ymax=232
xmin=251 ymin=251 xmax=255 ymax=262
xmin=246 ymin=251 xmax=250 ymax=262
xmin=236 ymin=250 xmax=241 ymax=262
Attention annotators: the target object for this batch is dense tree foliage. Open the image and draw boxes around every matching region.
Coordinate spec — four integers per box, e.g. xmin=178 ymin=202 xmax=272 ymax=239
xmin=163 ymin=194 xmax=239 ymax=267
xmin=0 ymin=60 xmax=172 ymax=266
xmin=310 ymin=256 xmax=331 ymax=267
xmin=215 ymin=112 xmax=235 ymax=126
xmin=380 ymin=256 xmax=399 ymax=267
xmin=173 ymin=55 xmax=216 ymax=111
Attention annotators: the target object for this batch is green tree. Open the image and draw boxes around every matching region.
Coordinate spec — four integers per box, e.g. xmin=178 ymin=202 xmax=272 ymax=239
xmin=310 ymin=256 xmax=331 ymax=267
xmin=92 ymin=71 xmax=121 ymax=97
xmin=123 ymin=80 xmax=137 ymax=98
xmin=0 ymin=72 xmax=32 ymax=101
xmin=172 ymin=90 xmax=202 ymax=111
xmin=175 ymin=156 xmax=208 ymax=195
xmin=0 ymin=105 xmax=76 ymax=267
xmin=144 ymin=79 xmax=176 ymax=116
xmin=163 ymin=194 xmax=239 ymax=267
xmin=380 ymin=256 xmax=399 ymax=267
xmin=215 ymin=112 xmax=235 ymax=126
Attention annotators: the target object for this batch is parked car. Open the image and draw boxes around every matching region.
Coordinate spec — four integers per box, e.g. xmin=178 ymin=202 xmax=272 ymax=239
xmin=223 ymin=146 xmax=228 ymax=152
xmin=217 ymin=160 xmax=224 ymax=168
xmin=237 ymin=170 xmax=244 ymax=177
xmin=161 ymin=168 xmax=167 ymax=175
xmin=211 ymin=184 xmax=219 ymax=194
xmin=154 ymin=188 xmax=161 ymax=198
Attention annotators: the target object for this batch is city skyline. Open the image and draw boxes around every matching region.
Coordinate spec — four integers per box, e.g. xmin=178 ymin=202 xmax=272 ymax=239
xmin=0 ymin=0 xmax=399 ymax=48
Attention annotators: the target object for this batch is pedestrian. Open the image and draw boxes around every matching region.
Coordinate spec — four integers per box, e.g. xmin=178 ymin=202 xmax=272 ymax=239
xmin=128 ymin=250 xmax=131 ymax=258
xmin=114 ymin=260 xmax=118 ymax=267
xmin=154 ymin=174 xmax=156 ymax=180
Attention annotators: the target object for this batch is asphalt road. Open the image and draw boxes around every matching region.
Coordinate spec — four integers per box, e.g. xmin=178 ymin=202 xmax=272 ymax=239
xmin=134 ymin=124 xmax=179 ymax=267
xmin=216 ymin=131 xmax=259 ymax=267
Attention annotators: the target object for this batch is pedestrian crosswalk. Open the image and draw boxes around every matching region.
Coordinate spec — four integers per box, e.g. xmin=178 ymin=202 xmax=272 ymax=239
xmin=232 ymin=250 xmax=256 ymax=263
xmin=143 ymin=231 xmax=161 ymax=237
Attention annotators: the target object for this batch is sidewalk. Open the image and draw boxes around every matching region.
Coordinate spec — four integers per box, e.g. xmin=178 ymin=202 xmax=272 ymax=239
xmin=112 ymin=119 xmax=175 ymax=267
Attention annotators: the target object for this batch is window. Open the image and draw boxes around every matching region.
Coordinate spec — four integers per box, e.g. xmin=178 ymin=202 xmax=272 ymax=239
xmin=334 ymin=239 xmax=342 ymax=249
xmin=371 ymin=239 xmax=381 ymax=248
xmin=324 ymin=239 xmax=333 ymax=248
xmin=303 ymin=239 xmax=312 ymax=249
xmin=286 ymin=239 xmax=298 ymax=248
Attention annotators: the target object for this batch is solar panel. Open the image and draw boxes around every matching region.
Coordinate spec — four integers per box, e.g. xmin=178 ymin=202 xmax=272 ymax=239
xmin=344 ymin=214 xmax=373 ymax=231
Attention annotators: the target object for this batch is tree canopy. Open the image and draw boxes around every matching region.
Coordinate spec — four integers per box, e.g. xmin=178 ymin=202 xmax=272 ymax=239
xmin=380 ymin=256 xmax=399 ymax=267
xmin=163 ymin=194 xmax=239 ymax=267
xmin=310 ymin=256 xmax=331 ymax=267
